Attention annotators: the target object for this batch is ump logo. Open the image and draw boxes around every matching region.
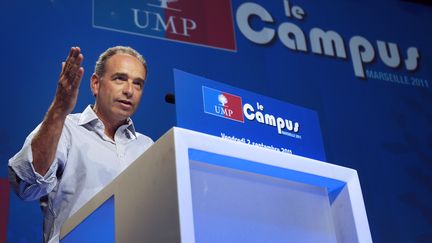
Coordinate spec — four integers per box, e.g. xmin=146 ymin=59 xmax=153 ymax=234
xmin=93 ymin=0 xmax=236 ymax=51
xmin=202 ymin=86 xmax=244 ymax=122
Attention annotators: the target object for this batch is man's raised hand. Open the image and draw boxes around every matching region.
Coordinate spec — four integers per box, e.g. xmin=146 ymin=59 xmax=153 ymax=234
xmin=53 ymin=47 xmax=84 ymax=116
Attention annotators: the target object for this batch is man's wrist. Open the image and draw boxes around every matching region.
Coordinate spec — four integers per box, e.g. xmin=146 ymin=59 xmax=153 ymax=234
xmin=46 ymin=103 xmax=69 ymax=123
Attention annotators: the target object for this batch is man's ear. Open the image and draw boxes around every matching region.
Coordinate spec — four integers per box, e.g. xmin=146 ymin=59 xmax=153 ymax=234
xmin=90 ymin=73 xmax=100 ymax=97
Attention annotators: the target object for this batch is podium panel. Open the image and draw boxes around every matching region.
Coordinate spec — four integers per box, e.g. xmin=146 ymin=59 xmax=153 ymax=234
xmin=62 ymin=196 xmax=115 ymax=243
xmin=60 ymin=127 xmax=371 ymax=243
xmin=190 ymin=159 xmax=337 ymax=243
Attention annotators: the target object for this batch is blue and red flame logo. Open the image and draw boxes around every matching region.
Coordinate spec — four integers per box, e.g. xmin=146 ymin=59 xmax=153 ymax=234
xmin=202 ymin=86 xmax=244 ymax=122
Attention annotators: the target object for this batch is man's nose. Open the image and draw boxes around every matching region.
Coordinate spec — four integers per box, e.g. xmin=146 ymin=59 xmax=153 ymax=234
xmin=122 ymin=81 xmax=133 ymax=97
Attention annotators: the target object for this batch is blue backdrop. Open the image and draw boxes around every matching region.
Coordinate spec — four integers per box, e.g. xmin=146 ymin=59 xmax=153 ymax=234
xmin=0 ymin=0 xmax=431 ymax=242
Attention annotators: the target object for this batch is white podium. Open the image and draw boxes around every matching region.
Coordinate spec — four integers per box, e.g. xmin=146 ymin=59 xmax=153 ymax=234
xmin=60 ymin=127 xmax=372 ymax=242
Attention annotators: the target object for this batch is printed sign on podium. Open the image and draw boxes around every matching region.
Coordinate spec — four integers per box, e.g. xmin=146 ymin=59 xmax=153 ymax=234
xmin=174 ymin=69 xmax=326 ymax=161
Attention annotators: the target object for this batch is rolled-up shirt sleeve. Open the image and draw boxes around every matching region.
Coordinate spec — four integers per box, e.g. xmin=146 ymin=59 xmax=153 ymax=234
xmin=8 ymin=124 xmax=69 ymax=201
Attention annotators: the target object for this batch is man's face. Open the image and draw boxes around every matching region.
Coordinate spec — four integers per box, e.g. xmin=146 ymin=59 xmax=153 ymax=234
xmin=91 ymin=53 xmax=146 ymax=124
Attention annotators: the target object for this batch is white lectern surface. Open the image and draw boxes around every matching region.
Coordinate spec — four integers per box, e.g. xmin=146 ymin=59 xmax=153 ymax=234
xmin=61 ymin=127 xmax=372 ymax=243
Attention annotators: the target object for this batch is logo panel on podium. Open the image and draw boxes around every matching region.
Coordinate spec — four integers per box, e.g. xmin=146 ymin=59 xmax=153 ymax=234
xmin=174 ymin=69 xmax=327 ymax=161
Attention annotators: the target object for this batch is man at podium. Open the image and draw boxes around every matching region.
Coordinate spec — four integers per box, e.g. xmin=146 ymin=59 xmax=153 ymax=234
xmin=8 ymin=46 xmax=153 ymax=242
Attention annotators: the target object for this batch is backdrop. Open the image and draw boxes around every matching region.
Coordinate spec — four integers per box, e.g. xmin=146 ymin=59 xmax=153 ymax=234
xmin=0 ymin=0 xmax=431 ymax=242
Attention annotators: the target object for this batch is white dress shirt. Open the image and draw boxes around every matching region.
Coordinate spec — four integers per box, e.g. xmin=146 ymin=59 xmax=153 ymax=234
xmin=8 ymin=105 xmax=153 ymax=242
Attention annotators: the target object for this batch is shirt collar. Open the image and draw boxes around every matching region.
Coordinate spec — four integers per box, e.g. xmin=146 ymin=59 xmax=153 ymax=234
xmin=78 ymin=105 xmax=99 ymax=126
xmin=78 ymin=105 xmax=137 ymax=138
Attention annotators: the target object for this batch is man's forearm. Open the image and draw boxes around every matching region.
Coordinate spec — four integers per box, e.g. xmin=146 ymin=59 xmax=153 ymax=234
xmin=31 ymin=105 xmax=67 ymax=176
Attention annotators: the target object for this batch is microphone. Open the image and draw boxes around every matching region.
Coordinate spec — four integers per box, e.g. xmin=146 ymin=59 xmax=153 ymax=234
xmin=165 ymin=93 xmax=175 ymax=104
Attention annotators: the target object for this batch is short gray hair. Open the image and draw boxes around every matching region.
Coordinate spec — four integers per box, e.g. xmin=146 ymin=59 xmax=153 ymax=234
xmin=94 ymin=46 xmax=147 ymax=79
